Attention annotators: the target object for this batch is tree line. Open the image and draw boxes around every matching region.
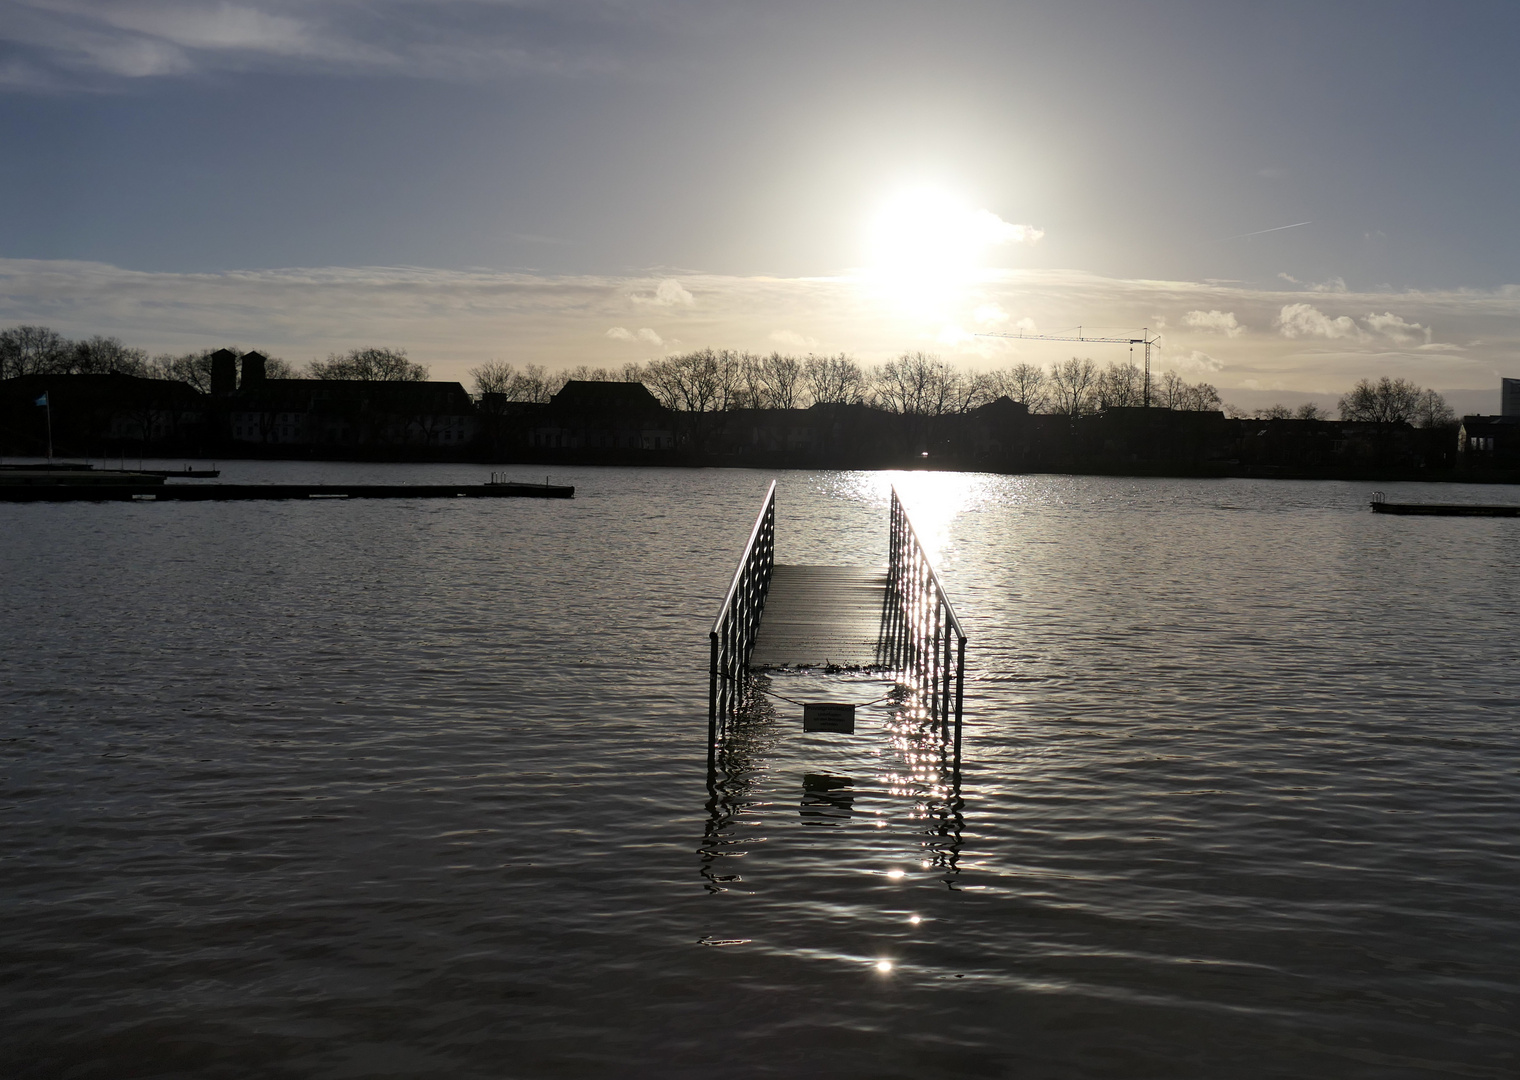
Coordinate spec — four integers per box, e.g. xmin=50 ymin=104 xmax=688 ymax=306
xmin=470 ymin=350 xmax=1227 ymax=418
xmin=0 ymin=325 xmax=427 ymax=387
xmin=5 ymin=323 xmax=1460 ymax=427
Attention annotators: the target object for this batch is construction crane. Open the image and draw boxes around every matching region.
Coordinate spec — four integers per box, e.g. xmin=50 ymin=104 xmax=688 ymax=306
xmin=977 ymin=326 xmax=1162 ymax=407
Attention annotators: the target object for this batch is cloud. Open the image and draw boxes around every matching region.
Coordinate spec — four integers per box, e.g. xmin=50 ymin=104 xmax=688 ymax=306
xmin=1173 ymin=350 xmax=1224 ymax=373
xmin=974 ymin=210 xmax=1043 ymax=246
xmin=1364 ymin=311 xmax=1430 ymax=344
xmin=770 ymin=329 xmax=819 ymax=349
xmin=608 ymin=325 xmax=662 ymax=343
xmin=972 ymin=303 xmax=1009 ymax=326
xmin=1182 ymin=309 xmax=1244 ymax=337
xmin=1277 ymin=272 xmax=1349 ymax=293
xmin=630 ymin=278 xmax=694 ymax=307
xmin=1276 ymin=303 xmax=1366 ymax=341
xmin=0 ymin=0 xmax=681 ymax=88
xmin=3 ymin=257 xmax=1516 ymax=393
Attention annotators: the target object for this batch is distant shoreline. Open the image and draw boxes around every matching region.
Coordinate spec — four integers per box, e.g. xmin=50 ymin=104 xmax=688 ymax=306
xmin=10 ymin=448 xmax=1518 ymax=486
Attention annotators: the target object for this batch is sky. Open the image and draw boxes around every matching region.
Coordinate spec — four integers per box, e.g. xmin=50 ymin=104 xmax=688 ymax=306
xmin=2 ymin=0 xmax=1518 ymax=411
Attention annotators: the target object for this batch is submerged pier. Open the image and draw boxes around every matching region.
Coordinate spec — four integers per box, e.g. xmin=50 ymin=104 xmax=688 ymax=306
xmin=708 ymin=481 xmax=966 ymax=732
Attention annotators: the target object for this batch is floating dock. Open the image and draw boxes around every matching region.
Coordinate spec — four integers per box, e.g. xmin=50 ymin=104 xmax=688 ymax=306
xmin=1371 ymin=493 xmax=1520 ymax=517
xmin=0 ymin=481 xmax=574 ymax=502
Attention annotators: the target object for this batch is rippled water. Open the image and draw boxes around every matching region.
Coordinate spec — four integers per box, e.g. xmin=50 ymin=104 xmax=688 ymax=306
xmin=3 ymin=462 xmax=1516 ymax=1078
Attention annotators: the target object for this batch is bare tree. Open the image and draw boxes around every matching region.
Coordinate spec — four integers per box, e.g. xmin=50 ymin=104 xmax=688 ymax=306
xmin=641 ymin=349 xmax=742 ymax=413
xmin=70 ymin=335 xmax=149 ymax=375
xmin=469 ymin=360 xmax=562 ymax=402
xmin=1411 ymin=388 xmax=1457 ymax=428
xmin=762 ymin=353 xmax=803 ymax=409
xmin=987 ymin=362 xmax=1048 ymax=412
xmin=1155 ymin=370 xmax=1188 ymax=410
xmin=1255 ymin=404 xmax=1293 ymax=419
xmin=0 ymin=325 xmax=71 ymax=378
xmin=1095 ymin=361 xmax=1145 ymax=409
xmin=1294 ymin=402 xmax=1327 ymax=421
xmin=310 ymin=347 xmax=428 ymax=381
xmin=872 ymin=352 xmax=965 ymax=416
xmin=802 ymin=354 xmax=866 ymax=406
xmin=1182 ymin=382 xmax=1223 ymax=411
xmin=1338 ymin=377 xmax=1423 ymax=425
xmin=150 ymin=351 xmax=217 ymax=392
xmin=470 ymin=361 xmax=518 ymax=396
xmin=1048 ymin=357 xmax=1098 ymax=417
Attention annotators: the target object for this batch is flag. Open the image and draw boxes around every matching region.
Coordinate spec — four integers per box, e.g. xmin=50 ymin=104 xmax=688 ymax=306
xmin=34 ymin=392 xmax=48 ymax=407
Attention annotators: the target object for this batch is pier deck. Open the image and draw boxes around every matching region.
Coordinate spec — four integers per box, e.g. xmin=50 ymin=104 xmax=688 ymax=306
xmin=748 ymin=565 xmax=888 ymax=668
xmin=709 ymin=481 xmax=966 ymax=732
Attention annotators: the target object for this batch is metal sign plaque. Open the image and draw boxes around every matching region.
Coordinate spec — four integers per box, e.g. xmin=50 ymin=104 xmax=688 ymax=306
xmin=802 ymin=703 xmax=856 ymax=734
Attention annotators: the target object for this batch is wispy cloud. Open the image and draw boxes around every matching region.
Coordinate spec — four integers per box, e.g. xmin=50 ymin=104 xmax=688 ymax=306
xmin=2 ymin=258 xmax=1515 ymax=393
xmin=629 ymin=278 xmax=694 ymax=307
xmin=770 ymin=329 xmax=819 ymax=349
xmin=1 ymin=0 xmax=690 ymax=89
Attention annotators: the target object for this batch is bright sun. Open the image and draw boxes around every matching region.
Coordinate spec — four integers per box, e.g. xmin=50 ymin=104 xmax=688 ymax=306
xmin=862 ymin=184 xmax=1038 ymax=311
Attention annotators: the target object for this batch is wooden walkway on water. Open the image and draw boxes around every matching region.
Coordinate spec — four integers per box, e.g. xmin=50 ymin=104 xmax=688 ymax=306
xmin=708 ymin=480 xmax=967 ymax=730
xmin=747 ymin=565 xmax=889 ymax=669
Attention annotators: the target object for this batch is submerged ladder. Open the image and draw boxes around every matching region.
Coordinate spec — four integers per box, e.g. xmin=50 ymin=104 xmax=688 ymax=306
xmin=708 ymin=480 xmax=967 ymax=733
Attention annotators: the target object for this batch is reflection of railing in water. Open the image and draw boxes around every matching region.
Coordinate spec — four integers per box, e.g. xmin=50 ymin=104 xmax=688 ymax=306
xmin=699 ymin=673 xmax=965 ymax=891
xmin=708 ymin=479 xmax=776 ymax=751
xmin=882 ymin=680 xmax=966 ymax=883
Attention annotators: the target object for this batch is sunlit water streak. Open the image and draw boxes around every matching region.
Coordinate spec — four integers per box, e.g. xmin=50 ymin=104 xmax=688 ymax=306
xmin=2 ymin=461 xmax=1516 ymax=1078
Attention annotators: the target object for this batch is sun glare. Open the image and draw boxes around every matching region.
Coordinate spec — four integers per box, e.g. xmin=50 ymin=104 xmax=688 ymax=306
xmin=862 ymin=183 xmax=1039 ymax=315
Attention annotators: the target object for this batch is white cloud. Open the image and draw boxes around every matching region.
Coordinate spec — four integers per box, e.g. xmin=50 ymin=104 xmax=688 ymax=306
xmin=1174 ymin=350 xmax=1225 ymax=373
xmin=1276 ymin=303 xmax=1366 ymax=341
xmin=1183 ymin=309 xmax=1243 ymax=337
xmin=605 ymin=326 xmax=634 ymax=341
xmin=973 ymin=210 xmax=1043 ymax=247
xmin=972 ymin=303 xmax=1009 ymax=326
xmin=637 ymin=327 xmax=663 ymax=344
xmin=1014 ymin=316 xmax=1036 ymax=334
xmin=770 ymin=329 xmax=819 ymax=349
xmin=1364 ymin=311 xmax=1431 ymax=344
xmin=630 ymin=278 xmax=694 ymax=307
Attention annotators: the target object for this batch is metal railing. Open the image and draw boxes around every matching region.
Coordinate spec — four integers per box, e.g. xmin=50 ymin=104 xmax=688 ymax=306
xmin=883 ymin=486 xmax=967 ymax=741
xmin=708 ymin=480 xmax=776 ymax=727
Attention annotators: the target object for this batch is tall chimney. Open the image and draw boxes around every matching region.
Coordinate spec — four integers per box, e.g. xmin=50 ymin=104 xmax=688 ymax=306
xmin=210 ymin=349 xmax=238 ymax=396
xmin=240 ymin=351 xmax=268 ymax=388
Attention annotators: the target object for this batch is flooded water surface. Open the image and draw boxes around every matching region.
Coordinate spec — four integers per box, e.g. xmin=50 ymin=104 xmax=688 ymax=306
xmin=2 ymin=464 xmax=1516 ymax=1078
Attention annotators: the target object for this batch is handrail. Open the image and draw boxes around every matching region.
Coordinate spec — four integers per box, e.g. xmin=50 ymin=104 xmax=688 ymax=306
xmin=711 ymin=479 xmax=777 ymax=635
xmin=888 ymin=487 xmax=968 ymax=741
xmin=708 ymin=481 xmax=776 ymax=738
xmin=890 ymin=487 xmax=966 ymax=642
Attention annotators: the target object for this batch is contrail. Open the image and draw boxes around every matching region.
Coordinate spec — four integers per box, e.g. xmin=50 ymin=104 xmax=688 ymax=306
xmin=1223 ymin=221 xmax=1312 ymax=241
